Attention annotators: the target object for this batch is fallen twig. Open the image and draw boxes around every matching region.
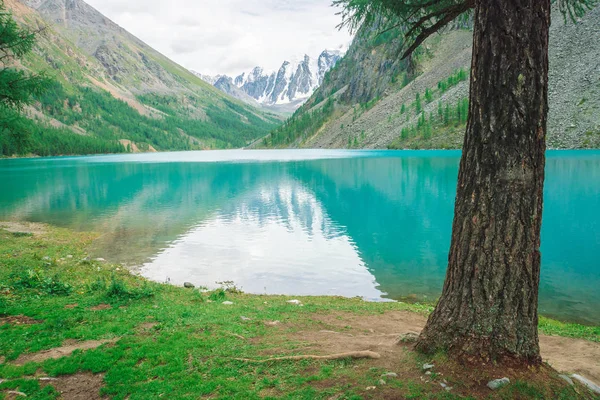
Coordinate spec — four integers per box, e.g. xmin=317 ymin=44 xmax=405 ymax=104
xmin=226 ymin=332 xmax=246 ymax=340
xmin=234 ymin=350 xmax=380 ymax=363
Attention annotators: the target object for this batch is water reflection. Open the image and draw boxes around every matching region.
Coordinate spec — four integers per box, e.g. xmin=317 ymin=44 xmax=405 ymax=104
xmin=0 ymin=150 xmax=599 ymax=324
xmin=142 ymin=180 xmax=383 ymax=299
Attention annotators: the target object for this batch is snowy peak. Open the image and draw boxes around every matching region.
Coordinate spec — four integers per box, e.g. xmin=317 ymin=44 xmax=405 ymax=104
xmin=191 ymin=71 xmax=222 ymax=85
xmin=196 ymin=49 xmax=343 ymax=109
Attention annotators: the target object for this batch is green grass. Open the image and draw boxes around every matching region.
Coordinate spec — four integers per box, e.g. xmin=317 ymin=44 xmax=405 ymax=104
xmin=0 ymin=226 xmax=598 ymax=399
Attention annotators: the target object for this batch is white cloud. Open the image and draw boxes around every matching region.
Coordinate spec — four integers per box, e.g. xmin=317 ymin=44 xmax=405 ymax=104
xmin=85 ymin=0 xmax=353 ymax=77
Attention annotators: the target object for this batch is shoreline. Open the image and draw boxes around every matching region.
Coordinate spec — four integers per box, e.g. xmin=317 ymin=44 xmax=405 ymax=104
xmin=2 ymin=147 xmax=600 ymax=161
xmin=3 ymin=220 xmax=598 ymax=328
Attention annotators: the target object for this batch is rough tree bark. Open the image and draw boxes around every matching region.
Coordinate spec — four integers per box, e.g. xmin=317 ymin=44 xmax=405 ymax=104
xmin=415 ymin=0 xmax=550 ymax=363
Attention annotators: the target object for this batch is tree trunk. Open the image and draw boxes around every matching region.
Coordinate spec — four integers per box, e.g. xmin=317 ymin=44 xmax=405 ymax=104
xmin=415 ymin=0 xmax=550 ymax=363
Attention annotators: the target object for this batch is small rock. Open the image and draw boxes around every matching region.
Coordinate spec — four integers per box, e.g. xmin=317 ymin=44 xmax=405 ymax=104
xmin=183 ymin=282 xmax=195 ymax=289
xmin=558 ymin=374 xmax=574 ymax=386
xmin=240 ymin=316 xmax=251 ymax=321
xmin=425 ymin=371 xmax=432 ymax=375
xmin=378 ymin=379 xmax=386 ymax=385
xmin=222 ymin=301 xmax=233 ymax=305
xmin=422 ymin=363 xmax=435 ymax=371
xmin=440 ymin=382 xmax=452 ymax=391
xmin=487 ymin=378 xmax=510 ymax=390
xmin=382 ymin=372 xmax=397 ymax=378
xmin=571 ymin=374 xmax=600 ymax=394
xmin=95 ymin=258 xmax=106 ymax=262
xmin=365 ymin=386 xmax=376 ymax=391
xmin=287 ymin=299 xmax=302 ymax=305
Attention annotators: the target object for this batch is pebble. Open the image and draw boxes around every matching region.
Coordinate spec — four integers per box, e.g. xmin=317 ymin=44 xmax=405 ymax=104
xmin=365 ymin=386 xmax=376 ymax=391
xmin=571 ymin=374 xmax=600 ymax=394
xmin=382 ymin=372 xmax=397 ymax=378
xmin=422 ymin=363 xmax=435 ymax=371
xmin=378 ymin=379 xmax=386 ymax=385
xmin=183 ymin=282 xmax=195 ymax=289
xmin=287 ymin=299 xmax=302 ymax=305
xmin=440 ymin=382 xmax=452 ymax=391
xmin=222 ymin=301 xmax=234 ymax=305
xmin=240 ymin=316 xmax=251 ymax=321
xmin=487 ymin=378 xmax=510 ymax=390
xmin=95 ymin=258 xmax=106 ymax=262
xmin=425 ymin=371 xmax=432 ymax=375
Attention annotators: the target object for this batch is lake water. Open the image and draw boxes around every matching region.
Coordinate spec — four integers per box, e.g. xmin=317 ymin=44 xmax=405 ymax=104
xmin=1 ymin=150 xmax=599 ymax=324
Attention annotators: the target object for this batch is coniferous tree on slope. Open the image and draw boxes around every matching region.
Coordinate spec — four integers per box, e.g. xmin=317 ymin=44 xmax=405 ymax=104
xmin=334 ymin=0 xmax=597 ymax=363
xmin=0 ymin=0 xmax=48 ymax=155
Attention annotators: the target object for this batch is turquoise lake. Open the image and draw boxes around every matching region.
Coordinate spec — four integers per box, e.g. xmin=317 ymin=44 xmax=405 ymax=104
xmin=1 ymin=150 xmax=599 ymax=324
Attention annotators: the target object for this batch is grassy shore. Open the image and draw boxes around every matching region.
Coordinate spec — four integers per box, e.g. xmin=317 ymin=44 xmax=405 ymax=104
xmin=1 ymin=224 xmax=599 ymax=399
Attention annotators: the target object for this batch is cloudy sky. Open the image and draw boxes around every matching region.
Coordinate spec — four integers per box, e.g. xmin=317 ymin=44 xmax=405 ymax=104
xmin=85 ymin=0 xmax=353 ymax=77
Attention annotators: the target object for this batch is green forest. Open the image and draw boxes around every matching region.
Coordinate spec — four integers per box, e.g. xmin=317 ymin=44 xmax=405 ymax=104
xmin=0 ymin=78 xmax=281 ymax=157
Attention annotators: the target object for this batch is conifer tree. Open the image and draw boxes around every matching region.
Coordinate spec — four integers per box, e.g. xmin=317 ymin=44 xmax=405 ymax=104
xmin=335 ymin=0 xmax=598 ymax=363
xmin=0 ymin=1 xmax=49 ymax=155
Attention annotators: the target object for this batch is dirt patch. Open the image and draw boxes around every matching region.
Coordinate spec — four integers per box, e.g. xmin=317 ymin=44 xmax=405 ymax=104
xmin=0 ymin=315 xmax=43 ymax=326
xmin=14 ymin=338 xmax=119 ymax=365
xmin=89 ymin=304 xmax=112 ymax=311
xmin=541 ymin=335 xmax=600 ymax=382
xmin=64 ymin=304 xmax=79 ymax=309
xmin=137 ymin=322 xmax=158 ymax=333
xmin=276 ymin=311 xmax=600 ymax=395
xmin=0 ymin=221 xmax=46 ymax=236
xmin=41 ymin=373 xmax=105 ymax=400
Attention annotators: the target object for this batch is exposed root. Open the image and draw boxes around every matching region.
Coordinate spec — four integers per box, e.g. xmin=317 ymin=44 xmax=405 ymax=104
xmin=234 ymin=350 xmax=381 ymax=363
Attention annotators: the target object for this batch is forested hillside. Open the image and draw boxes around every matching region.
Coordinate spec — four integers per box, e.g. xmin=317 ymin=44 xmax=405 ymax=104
xmin=261 ymin=5 xmax=600 ymax=150
xmin=1 ymin=0 xmax=281 ymax=157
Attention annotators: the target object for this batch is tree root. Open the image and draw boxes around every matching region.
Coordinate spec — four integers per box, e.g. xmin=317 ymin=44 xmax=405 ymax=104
xmin=234 ymin=350 xmax=381 ymax=363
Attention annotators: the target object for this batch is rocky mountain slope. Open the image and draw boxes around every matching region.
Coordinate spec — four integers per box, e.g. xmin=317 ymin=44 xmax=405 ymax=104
xmin=261 ymin=6 xmax=600 ymax=150
xmin=2 ymin=0 xmax=281 ymax=156
xmin=198 ymin=50 xmax=343 ymax=113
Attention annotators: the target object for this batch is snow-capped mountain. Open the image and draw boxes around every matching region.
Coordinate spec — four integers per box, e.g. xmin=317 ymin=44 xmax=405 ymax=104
xmin=197 ymin=50 xmax=343 ymax=110
xmin=191 ymin=72 xmax=223 ymax=86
